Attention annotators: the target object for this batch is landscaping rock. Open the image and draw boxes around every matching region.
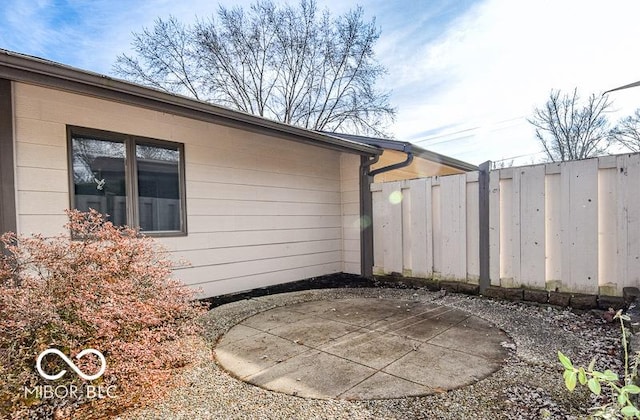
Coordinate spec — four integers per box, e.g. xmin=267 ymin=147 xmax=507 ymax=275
xmin=570 ymin=294 xmax=598 ymax=310
xmin=121 ymin=287 xmax=622 ymax=420
xmin=457 ymin=283 xmax=480 ymax=295
xmin=439 ymin=281 xmax=459 ymax=293
xmin=626 ymin=302 xmax=640 ymax=334
xmin=503 ymin=288 xmax=524 ymax=301
xmin=482 ymin=286 xmax=505 ymax=300
xmin=629 ymin=333 xmax=640 ymax=356
xmin=598 ymin=295 xmax=626 ymax=311
xmin=548 ymin=291 xmax=572 ymax=307
xmin=389 ymin=276 xmax=442 ymax=291
xmin=624 ymin=287 xmax=640 ymax=305
xmin=523 ymin=290 xmax=548 ymax=304
xmin=390 ymin=276 xmax=424 ymax=288
xmin=421 ymin=278 xmax=441 ymax=292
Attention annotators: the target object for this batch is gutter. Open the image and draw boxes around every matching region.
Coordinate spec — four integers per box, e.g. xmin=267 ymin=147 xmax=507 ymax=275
xmin=412 ymin=145 xmax=477 ymax=172
xmin=369 ymin=152 xmax=413 ymax=177
xmin=358 ymin=148 xmax=413 ymax=279
xmin=325 ymin=132 xmax=477 ymax=172
xmin=359 ymin=137 xmax=414 ymax=178
xmin=0 ymin=49 xmax=380 ymax=157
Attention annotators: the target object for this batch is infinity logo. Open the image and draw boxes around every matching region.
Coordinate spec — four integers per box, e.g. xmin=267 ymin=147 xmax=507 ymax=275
xmin=36 ymin=348 xmax=106 ymax=381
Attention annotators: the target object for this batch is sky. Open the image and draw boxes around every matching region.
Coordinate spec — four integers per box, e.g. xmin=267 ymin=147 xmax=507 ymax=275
xmin=1 ymin=0 xmax=640 ymax=166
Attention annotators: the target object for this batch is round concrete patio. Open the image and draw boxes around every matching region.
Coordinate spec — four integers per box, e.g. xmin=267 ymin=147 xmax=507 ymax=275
xmin=214 ymin=297 xmax=513 ymax=400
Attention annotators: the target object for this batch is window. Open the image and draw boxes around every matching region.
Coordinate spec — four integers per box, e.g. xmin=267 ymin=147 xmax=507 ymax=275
xmin=69 ymin=127 xmax=186 ymax=235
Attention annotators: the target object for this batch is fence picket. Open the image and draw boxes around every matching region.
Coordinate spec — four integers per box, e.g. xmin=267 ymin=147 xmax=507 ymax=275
xmin=409 ymin=179 xmax=431 ymax=277
xmin=599 ymin=167 xmax=617 ymax=293
xmin=545 ymin=172 xmax=562 ymax=288
xmin=519 ymin=166 xmax=546 ymax=289
xmin=372 ymin=186 xmax=384 ymax=274
xmin=432 ymin=183 xmax=442 ymax=276
xmin=617 ymin=154 xmax=640 ymax=291
xmin=382 ymin=182 xmax=403 ymax=274
xmin=499 ymin=177 xmax=513 ymax=284
xmin=489 ymin=171 xmax=501 ymax=285
xmin=371 ymin=154 xmax=640 ymax=296
xmin=466 ymin=176 xmax=480 ymax=282
xmin=560 ymin=159 xmax=598 ymax=294
xmin=440 ymin=175 xmax=467 ymax=280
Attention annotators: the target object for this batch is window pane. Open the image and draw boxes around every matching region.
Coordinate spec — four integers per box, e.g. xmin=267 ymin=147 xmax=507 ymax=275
xmin=136 ymin=143 xmax=181 ymax=232
xmin=72 ymin=137 xmax=127 ymax=225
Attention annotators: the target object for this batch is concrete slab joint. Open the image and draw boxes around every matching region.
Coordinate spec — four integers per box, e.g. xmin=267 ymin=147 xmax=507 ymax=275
xmin=214 ymin=298 xmax=513 ymax=400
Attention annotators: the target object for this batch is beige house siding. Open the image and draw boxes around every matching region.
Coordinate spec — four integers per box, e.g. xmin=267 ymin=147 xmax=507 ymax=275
xmin=12 ymin=81 xmax=362 ymax=297
xmin=340 ymin=153 xmax=361 ymax=275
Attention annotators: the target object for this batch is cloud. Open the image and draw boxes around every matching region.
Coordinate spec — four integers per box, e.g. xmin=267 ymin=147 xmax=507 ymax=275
xmin=2 ymin=0 xmax=638 ymax=165
xmin=386 ymin=0 xmax=640 ymax=164
xmin=1 ymin=0 xmax=63 ymax=55
xmin=0 ymin=0 xmax=235 ymax=73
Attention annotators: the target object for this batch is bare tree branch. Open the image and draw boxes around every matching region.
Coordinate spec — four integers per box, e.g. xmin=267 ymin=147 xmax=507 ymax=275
xmin=113 ymin=0 xmax=395 ymax=136
xmin=611 ymin=109 xmax=640 ymax=152
xmin=527 ymin=88 xmax=613 ymax=162
xmin=114 ymin=17 xmax=204 ymax=100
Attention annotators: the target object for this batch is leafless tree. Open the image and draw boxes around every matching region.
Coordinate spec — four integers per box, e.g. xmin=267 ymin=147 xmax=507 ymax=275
xmin=491 ymin=159 xmax=514 ymax=170
xmin=528 ymin=88 xmax=613 ymax=162
xmin=114 ymin=0 xmax=395 ymax=136
xmin=611 ymin=109 xmax=640 ymax=152
xmin=114 ymin=17 xmax=204 ymax=100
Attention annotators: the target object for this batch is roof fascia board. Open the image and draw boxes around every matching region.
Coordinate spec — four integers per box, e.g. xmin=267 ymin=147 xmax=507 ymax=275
xmin=0 ymin=50 xmax=380 ymax=156
xmin=411 ymin=146 xmax=478 ymax=172
xmin=322 ymin=132 xmax=412 ymax=153
xmin=328 ymin=132 xmax=478 ymax=172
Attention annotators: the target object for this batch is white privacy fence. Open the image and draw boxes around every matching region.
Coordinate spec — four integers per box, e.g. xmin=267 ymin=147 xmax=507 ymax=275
xmin=371 ymin=154 xmax=640 ymax=296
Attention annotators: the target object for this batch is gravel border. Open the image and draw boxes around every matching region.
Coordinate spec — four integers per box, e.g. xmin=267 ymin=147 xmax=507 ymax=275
xmin=118 ymin=287 xmax=622 ymax=419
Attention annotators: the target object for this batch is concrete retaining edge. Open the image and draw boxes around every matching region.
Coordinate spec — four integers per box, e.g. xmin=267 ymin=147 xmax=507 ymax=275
xmin=373 ymin=275 xmax=627 ymax=311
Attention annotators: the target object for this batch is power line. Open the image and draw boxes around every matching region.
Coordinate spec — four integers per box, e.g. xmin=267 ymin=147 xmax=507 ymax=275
xmin=412 ymin=115 xmax=528 ymax=147
xmin=412 ymin=126 xmax=480 ymax=144
xmin=491 ymin=150 xmax=546 ymax=163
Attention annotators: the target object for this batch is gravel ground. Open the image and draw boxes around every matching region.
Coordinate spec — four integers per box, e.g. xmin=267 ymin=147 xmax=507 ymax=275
xmin=118 ymin=287 xmax=622 ymax=420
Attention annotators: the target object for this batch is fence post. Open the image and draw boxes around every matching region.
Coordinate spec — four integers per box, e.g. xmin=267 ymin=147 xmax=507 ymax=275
xmin=478 ymin=161 xmax=491 ymax=293
xmin=360 ymin=155 xmax=375 ymax=278
xmin=0 ymin=79 xmax=17 ymax=237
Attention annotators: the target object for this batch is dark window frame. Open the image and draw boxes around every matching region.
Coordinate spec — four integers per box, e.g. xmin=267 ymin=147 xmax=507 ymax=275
xmin=67 ymin=126 xmax=187 ymax=237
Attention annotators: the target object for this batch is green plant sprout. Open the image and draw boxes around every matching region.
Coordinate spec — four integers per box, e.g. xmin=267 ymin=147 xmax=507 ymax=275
xmin=559 ymin=310 xmax=640 ymax=419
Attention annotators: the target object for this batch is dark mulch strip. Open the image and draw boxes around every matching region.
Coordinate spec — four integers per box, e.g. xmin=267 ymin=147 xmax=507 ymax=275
xmin=200 ymin=273 xmax=379 ymax=309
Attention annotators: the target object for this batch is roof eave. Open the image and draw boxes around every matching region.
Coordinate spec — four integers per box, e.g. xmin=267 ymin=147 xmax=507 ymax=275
xmin=0 ymin=49 xmax=380 ymax=156
xmin=410 ymin=145 xmax=479 ymax=172
xmin=326 ymin=132 xmax=478 ymax=172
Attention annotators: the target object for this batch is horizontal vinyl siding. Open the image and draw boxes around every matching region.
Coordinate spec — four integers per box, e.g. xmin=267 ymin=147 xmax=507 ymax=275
xmin=13 ymin=95 xmax=69 ymax=235
xmin=186 ymin=181 xmax=341 ymax=203
xmin=17 ymin=191 xmax=68 ymax=214
xmin=194 ymin=263 xmax=342 ymax=297
xmin=16 ymin=167 xmax=67 ymax=192
xmin=179 ymin=252 xmax=342 ymax=284
xmin=12 ymin=82 xmax=351 ymax=296
xmin=175 ymin=239 xmax=342 ymax=267
xmin=187 ymin=199 xmax=341 ymax=216
xmin=161 ymin=228 xmax=342 ymax=252
xmin=187 ymin=163 xmax=340 ymax=192
xmin=341 ymin=153 xmax=361 ymax=274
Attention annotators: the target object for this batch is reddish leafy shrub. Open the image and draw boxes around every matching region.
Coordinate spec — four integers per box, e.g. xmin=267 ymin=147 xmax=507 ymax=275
xmin=0 ymin=210 xmax=206 ymax=418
